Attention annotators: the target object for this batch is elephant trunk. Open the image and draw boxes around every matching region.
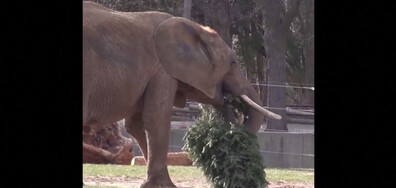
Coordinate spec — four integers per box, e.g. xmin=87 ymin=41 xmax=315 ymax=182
xmin=241 ymin=86 xmax=266 ymax=134
xmin=240 ymin=86 xmax=282 ymax=134
xmin=222 ymin=66 xmax=281 ymax=134
xmin=240 ymin=94 xmax=281 ymax=120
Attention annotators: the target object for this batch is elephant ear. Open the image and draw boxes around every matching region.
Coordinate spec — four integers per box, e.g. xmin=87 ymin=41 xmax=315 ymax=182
xmin=154 ymin=17 xmax=218 ymax=99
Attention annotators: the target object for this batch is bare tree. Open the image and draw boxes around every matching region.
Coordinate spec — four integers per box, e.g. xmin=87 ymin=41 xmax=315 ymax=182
xmin=183 ymin=0 xmax=192 ymax=19
xmin=302 ymin=0 xmax=314 ymax=106
xmin=210 ymin=0 xmax=232 ymax=46
xmin=191 ymin=0 xmax=232 ymax=46
xmin=258 ymin=0 xmax=302 ymax=131
xmin=254 ymin=13 xmax=268 ymax=105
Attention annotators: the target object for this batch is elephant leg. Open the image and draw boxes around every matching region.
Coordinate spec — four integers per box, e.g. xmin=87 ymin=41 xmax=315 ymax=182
xmin=125 ymin=113 xmax=148 ymax=161
xmin=140 ymin=68 xmax=177 ymax=188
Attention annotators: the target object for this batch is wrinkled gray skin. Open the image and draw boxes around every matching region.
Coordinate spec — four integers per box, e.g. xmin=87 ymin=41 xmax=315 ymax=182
xmin=83 ymin=2 xmax=265 ymax=187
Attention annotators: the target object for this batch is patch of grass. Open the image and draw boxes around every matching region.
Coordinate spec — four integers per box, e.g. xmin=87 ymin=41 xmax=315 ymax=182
xmin=83 ymin=164 xmax=147 ymax=178
xmin=266 ymin=168 xmax=314 ymax=183
xmin=83 ymin=164 xmax=313 ymax=183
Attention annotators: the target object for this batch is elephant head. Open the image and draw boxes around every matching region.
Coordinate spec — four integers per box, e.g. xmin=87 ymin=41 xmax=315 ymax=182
xmin=154 ymin=17 xmax=281 ymax=133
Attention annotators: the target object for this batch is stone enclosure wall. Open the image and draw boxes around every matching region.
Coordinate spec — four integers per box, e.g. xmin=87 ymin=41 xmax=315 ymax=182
xmin=132 ymin=129 xmax=314 ymax=168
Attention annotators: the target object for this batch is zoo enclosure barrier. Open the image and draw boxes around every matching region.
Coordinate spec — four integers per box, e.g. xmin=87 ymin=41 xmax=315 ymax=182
xmin=172 ymin=82 xmax=314 ymax=124
xmin=171 ymin=102 xmax=314 ymax=125
xmin=130 ymin=130 xmax=314 ymax=169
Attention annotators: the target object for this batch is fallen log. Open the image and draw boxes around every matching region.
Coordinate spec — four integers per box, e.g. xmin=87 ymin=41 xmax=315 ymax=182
xmin=171 ymin=116 xmax=194 ymax=121
xmin=172 ymin=107 xmax=200 ymax=113
xmin=188 ymin=104 xmax=202 ymax=110
xmin=83 ymin=140 xmax=133 ymax=165
xmin=286 ymin=108 xmax=314 ymax=116
xmin=287 ymin=118 xmax=315 ymax=124
xmin=83 ymin=122 xmax=134 ymax=165
xmin=131 ymin=152 xmax=193 ymax=166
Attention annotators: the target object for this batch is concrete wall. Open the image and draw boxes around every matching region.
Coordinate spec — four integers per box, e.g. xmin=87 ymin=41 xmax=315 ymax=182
xmin=132 ymin=129 xmax=314 ymax=168
xmin=257 ymin=132 xmax=314 ymax=168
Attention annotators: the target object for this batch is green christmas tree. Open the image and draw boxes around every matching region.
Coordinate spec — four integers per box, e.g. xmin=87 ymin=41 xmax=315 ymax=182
xmin=183 ymin=97 xmax=269 ymax=188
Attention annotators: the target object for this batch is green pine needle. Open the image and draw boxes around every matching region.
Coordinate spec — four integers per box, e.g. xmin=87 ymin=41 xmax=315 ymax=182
xmin=183 ymin=102 xmax=268 ymax=188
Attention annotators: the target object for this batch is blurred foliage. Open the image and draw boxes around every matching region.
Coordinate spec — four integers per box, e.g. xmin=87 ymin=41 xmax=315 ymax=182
xmin=224 ymin=93 xmax=248 ymax=117
xmin=183 ymin=104 xmax=268 ymax=188
xmin=86 ymin=0 xmax=183 ymax=16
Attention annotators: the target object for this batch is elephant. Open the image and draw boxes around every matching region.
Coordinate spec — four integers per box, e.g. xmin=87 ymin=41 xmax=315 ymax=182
xmin=83 ymin=1 xmax=280 ymax=187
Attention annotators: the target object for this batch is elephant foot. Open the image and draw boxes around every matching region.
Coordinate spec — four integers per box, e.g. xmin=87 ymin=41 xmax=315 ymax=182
xmin=140 ymin=180 xmax=177 ymax=188
xmin=140 ymin=174 xmax=177 ymax=188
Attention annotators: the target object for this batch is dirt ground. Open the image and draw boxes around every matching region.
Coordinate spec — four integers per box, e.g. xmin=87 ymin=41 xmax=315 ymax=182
xmin=83 ymin=176 xmax=314 ymax=188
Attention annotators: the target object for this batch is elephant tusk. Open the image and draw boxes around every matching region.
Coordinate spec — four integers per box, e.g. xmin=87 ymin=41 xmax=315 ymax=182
xmin=240 ymin=95 xmax=282 ymax=120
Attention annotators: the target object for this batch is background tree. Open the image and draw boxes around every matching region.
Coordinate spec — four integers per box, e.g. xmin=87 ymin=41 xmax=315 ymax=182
xmin=284 ymin=0 xmax=314 ymax=106
xmin=183 ymin=0 xmax=192 ymax=19
xmin=230 ymin=0 xmax=268 ymax=104
xmin=301 ymin=0 xmax=314 ymax=106
xmin=191 ymin=0 xmax=232 ymax=46
xmin=88 ymin=0 xmax=184 ymax=16
xmin=255 ymin=0 xmax=302 ymax=131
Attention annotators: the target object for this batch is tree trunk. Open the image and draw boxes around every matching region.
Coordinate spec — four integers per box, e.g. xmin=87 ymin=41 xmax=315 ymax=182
xmin=257 ymin=54 xmax=267 ymax=105
xmin=246 ymin=65 xmax=255 ymax=84
xmin=261 ymin=0 xmax=302 ymax=131
xmin=253 ymin=14 xmax=267 ymax=105
xmin=183 ymin=0 xmax=192 ymax=19
xmin=303 ymin=0 xmax=314 ymax=106
xmin=190 ymin=1 xmax=205 ymax=24
xmin=265 ymin=30 xmax=288 ymax=131
xmin=210 ymin=0 xmax=232 ymax=47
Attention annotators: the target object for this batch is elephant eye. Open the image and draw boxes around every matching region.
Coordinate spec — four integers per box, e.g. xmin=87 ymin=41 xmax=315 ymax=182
xmin=230 ymin=61 xmax=237 ymax=68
